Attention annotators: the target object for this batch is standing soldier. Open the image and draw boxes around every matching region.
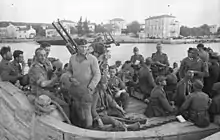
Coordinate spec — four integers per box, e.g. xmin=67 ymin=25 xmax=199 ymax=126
xmin=151 ymin=43 xmax=170 ymax=77
xmin=67 ymin=42 xmax=101 ymax=129
xmin=179 ymin=48 xmax=209 ymax=81
xmin=130 ymin=47 xmax=144 ymax=65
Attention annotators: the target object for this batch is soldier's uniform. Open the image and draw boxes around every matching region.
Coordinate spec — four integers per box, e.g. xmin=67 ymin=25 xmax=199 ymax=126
xmin=108 ymin=75 xmax=129 ymax=110
xmin=0 ymin=59 xmax=20 ymax=84
xmin=28 ymin=62 xmax=69 ymax=117
xmin=151 ymin=52 xmax=170 ymax=76
xmin=179 ymin=57 xmax=209 ymax=81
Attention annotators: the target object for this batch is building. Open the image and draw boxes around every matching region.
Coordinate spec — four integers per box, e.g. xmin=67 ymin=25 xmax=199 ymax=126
xmin=88 ymin=23 xmax=96 ymax=32
xmin=16 ymin=25 xmax=36 ymax=39
xmin=145 ymin=15 xmax=180 ymax=38
xmin=45 ymin=27 xmax=59 ymax=38
xmin=109 ymin=18 xmax=126 ymax=35
xmin=0 ymin=23 xmax=36 ymax=39
xmin=209 ymin=25 xmax=219 ymax=34
xmin=140 ymin=24 xmax=145 ymax=31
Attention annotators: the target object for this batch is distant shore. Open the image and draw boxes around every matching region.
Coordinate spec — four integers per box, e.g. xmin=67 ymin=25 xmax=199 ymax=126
xmin=0 ymin=38 xmax=34 ymax=43
xmin=1 ymin=36 xmax=220 ymax=45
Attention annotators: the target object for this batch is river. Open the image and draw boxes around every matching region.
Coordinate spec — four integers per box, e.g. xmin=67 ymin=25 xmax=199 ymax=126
xmin=0 ymin=42 xmax=220 ymax=67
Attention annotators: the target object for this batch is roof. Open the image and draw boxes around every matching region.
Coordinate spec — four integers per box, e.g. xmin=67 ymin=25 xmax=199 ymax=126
xmin=110 ymin=18 xmax=125 ymax=21
xmin=60 ymin=20 xmax=75 ymax=23
xmin=145 ymin=15 xmax=175 ymax=20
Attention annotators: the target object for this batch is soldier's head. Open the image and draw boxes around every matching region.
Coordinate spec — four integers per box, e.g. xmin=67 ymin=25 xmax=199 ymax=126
xmin=191 ymin=48 xmax=199 ymax=59
xmin=115 ymin=61 xmax=122 ymax=68
xmin=156 ymin=43 xmax=162 ymax=52
xmin=13 ymin=50 xmax=24 ymax=63
xmin=40 ymin=42 xmax=51 ymax=57
xmin=192 ymin=79 xmax=203 ymax=91
xmin=155 ymin=76 xmax=167 ymax=86
xmin=197 ymin=43 xmax=204 ymax=51
xmin=0 ymin=46 xmax=12 ymax=61
xmin=133 ymin=47 xmax=139 ymax=55
xmin=145 ymin=57 xmax=152 ymax=66
xmin=173 ymin=62 xmax=178 ymax=68
xmin=35 ymin=48 xmax=46 ymax=64
xmin=109 ymin=66 xmax=116 ymax=77
xmin=63 ymin=63 xmax=69 ymax=71
xmin=212 ymin=82 xmax=220 ymax=95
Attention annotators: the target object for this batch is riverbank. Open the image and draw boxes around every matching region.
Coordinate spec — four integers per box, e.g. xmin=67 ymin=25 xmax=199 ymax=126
xmin=0 ymin=38 xmax=34 ymax=43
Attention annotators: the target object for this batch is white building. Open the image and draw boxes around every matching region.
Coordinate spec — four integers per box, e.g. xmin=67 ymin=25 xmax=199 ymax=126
xmin=209 ymin=25 xmax=219 ymax=34
xmin=0 ymin=23 xmax=36 ymax=39
xmin=145 ymin=15 xmax=180 ymax=38
xmin=109 ymin=18 xmax=126 ymax=35
xmin=16 ymin=25 xmax=36 ymax=39
xmin=45 ymin=28 xmax=59 ymax=38
xmin=88 ymin=23 xmax=96 ymax=32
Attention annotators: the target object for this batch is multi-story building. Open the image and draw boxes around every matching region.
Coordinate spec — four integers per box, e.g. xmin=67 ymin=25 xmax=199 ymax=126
xmin=109 ymin=18 xmax=126 ymax=35
xmin=16 ymin=25 xmax=36 ymax=39
xmin=60 ymin=20 xmax=77 ymax=34
xmin=145 ymin=15 xmax=180 ymax=38
xmin=45 ymin=27 xmax=59 ymax=38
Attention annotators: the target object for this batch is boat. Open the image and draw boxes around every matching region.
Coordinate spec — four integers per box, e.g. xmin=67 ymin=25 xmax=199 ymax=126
xmin=0 ymin=81 xmax=220 ymax=140
xmin=202 ymin=131 xmax=220 ymax=140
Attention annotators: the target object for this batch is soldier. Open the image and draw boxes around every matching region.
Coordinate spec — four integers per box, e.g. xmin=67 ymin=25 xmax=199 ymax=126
xmin=209 ymin=82 xmax=220 ymax=125
xmin=152 ymin=43 xmax=169 ymax=67
xmin=179 ymin=80 xmax=211 ymax=127
xmin=179 ymin=48 xmax=209 ymax=81
xmin=130 ymin=47 xmax=144 ymax=65
xmin=138 ymin=57 xmax=156 ymax=99
xmin=151 ymin=43 xmax=170 ymax=76
xmin=197 ymin=43 xmax=209 ymax=63
xmin=145 ymin=76 xmax=176 ymax=117
xmin=108 ymin=66 xmax=129 ymax=110
xmin=0 ymin=46 xmax=22 ymax=84
xmin=28 ymin=48 xmax=69 ymax=118
xmin=174 ymin=70 xmax=194 ymax=108
xmin=11 ymin=50 xmax=25 ymax=75
xmin=67 ymin=42 xmax=101 ymax=129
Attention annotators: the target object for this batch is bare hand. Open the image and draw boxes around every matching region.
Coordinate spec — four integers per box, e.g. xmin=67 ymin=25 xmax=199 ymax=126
xmin=97 ymin=118 xmax=104 ymax=127
xmin=69 ymin=77 xmax=80 ymax=86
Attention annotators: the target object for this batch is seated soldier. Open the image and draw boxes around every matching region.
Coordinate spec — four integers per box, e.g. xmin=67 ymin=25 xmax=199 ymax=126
xmin=179 ymin=79 xmax=211 ymax=127
xmin=0 ymin=46 xmax=23 ymax=84
xmin=174 ymin=70 xmax=193 ymax=108
xmin=28 ymin=47 xmax=69 ymax=118
xmin=145 ymin=76 xmax=176 ymax=117
xmin=108 ymin=66 xmax=129 ymax=110
xmin=93 ymin=76 xmax=125 ymax=128
xmin=209 ymin=82 xmax=220 ymax=125
xmin=138 ymin=57 xmax=156 ymax=99
xmin=164 ymin=67 xmax=178 ymax=101
xmin=111 ymin=60 xmax=122 ymax=74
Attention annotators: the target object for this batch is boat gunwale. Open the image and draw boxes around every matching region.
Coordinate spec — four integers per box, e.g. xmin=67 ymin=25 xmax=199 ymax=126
xmin=39 ymin=115 xmax=220 ymax=139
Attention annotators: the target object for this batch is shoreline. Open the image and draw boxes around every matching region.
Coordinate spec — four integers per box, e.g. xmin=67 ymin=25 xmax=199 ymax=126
xmin=1 ymin=37 xmax=220 ymax=45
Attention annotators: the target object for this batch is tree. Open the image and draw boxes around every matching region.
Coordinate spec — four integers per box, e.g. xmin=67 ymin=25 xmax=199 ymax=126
xmin=77 ymin=16 xmax=83 ymax=35
xmin=127 ymin=21 xmax=140 ymax=35
xmin=32 ymin=25 xmax=45 ymax=37
xmin=94 ymin=24 xmax=106 ymax=33
xmin=103 ymin=24 xmax=114 ymax=32
xmin=70 ymin=27 xmax=77 ymax=34
xmin=83 ymin=18 xmax=90 ymax=34
xmin=216 ymin=27 xmax=220 ymax=35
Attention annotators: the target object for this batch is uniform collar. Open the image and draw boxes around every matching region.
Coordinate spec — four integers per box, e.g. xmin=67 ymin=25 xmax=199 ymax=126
xmin=76 ymin=53 xmax=89 ymax=59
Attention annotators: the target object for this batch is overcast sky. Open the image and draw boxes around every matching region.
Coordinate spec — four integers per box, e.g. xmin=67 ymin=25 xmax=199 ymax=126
xmin=0 ymin=0 xmax=219 ymax=27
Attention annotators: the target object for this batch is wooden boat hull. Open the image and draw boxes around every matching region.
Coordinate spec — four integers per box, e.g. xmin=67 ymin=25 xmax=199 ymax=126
xmin=202 ymin=131 xmax=220 ymax=140
xmin=0 ymin=82 xmax=219 ymax=140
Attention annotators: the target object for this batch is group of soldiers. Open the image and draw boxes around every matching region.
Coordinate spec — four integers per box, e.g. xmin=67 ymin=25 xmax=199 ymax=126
xmin=120 ymin=43 xmax=220 ymax=128
xmin=1 ymin=40 xmax=220 ymax=130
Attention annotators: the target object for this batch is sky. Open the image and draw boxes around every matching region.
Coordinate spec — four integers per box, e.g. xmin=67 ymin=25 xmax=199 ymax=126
xmin=0 ymin=0 xmax=219 ymax=27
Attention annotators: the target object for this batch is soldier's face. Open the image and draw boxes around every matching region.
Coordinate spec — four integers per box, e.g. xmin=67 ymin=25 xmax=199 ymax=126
xmin=5 ymin=51 xmax=12 ymax=60
xmin=44 ymin=47 xmax=50 ymax=57
xmin=17 ymin=54 xmax=24 ymax=63
xmin=36 ymin=50 xmax=46 ymax=64
xmin=78 ymin=45 xmax=88 ymax=55
xmin=109 ymin=68 xmax=116 ymax=77
xmin=156 ymin=45 xmax=162 ymax=52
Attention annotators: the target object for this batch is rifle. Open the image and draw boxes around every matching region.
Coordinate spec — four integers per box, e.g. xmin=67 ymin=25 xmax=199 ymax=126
xmin=106 ymin=32 xmax=120 ymax=46
xmin=52 ymin=19 xmax=77 ymax=55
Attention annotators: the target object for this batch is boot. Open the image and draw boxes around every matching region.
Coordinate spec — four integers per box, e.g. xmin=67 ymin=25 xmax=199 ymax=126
xmin=125 ymin=122 xmax=141 ymax=131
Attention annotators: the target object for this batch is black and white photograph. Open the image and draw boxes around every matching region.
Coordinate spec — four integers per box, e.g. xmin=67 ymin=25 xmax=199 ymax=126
xmin=0 ymin=0 xmax=220 ymax=139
